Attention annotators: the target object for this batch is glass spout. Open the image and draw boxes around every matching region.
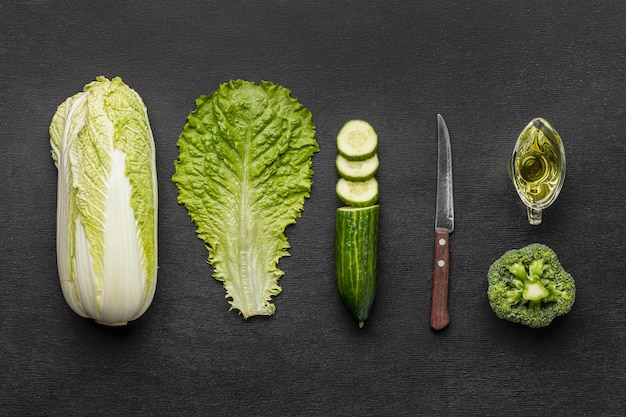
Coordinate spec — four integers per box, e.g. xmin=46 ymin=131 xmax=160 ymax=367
xmin=527 ymin=206 xmax=542 ymax=225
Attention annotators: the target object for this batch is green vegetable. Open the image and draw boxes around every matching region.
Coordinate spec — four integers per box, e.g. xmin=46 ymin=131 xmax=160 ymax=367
xmin=50 ymin=76 xmax=158 ymax=326
xmin=172 ymin=80 xmax=319 ymax=318
xmin=336 ymin=177 xmax=379 ymax=207
xmin=336 ymin=119 xmax=378 ymax=161
xmin=334 ymin=118 xmax=380 ymax=327
xmin=335 ymin=153 xmax=379 ymax=181
xmin=487 ymin=243 xmax=575 ymax=328
xmin=335 ymin=205 xmax=379 ymax=328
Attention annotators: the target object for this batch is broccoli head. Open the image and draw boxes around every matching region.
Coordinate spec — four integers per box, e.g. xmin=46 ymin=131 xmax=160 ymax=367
xmin=487 ymin=243 xmax=575 ymax=328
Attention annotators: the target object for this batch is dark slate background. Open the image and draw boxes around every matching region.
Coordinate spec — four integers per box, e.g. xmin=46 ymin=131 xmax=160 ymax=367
xmin=1 ymin=1 xmax=625 ymax=416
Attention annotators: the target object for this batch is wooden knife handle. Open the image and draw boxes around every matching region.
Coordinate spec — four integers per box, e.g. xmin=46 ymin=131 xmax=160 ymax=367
xmin=430 ymin=228 xmax=450 ymax=330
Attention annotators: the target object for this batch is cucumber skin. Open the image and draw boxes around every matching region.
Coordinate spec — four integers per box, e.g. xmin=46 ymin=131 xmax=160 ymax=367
xmin=335 ymin=205 xmax=379 ymax=327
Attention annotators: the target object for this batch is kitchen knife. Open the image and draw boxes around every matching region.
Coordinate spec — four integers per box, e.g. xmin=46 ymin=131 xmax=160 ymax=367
xmin=430 ymin=114 xmax=454 ymax=331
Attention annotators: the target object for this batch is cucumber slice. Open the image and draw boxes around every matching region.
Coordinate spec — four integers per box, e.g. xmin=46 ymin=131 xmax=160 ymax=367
xmin=336 ymin=119 xmax=378 ymax=161
xmin=335 ymin=154 xmax=379 ymax=181
xmin=335 ymin=205 xmax=379 ymax=327
xmin=336 ymin=177 xmax=379 ymax=207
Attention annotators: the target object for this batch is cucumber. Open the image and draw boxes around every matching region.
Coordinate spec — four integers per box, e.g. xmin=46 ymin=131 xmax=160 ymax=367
xmin=336 ymin=177 xmax=379 ymax=207
xmin=336 ymin=119 xmax=378 ymax=161
xmin=335 ymin=205 xmax=379 ymax=328
xmin=335 ymin=154 xmax=379 ymax=181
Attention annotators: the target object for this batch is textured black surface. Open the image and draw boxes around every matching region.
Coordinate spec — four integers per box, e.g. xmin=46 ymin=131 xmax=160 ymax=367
xmin=2 ymin=1 xmax=625 ymax=416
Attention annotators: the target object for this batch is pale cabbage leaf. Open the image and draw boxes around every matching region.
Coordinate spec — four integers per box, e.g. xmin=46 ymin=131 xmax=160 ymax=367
xmin=172 ymin=80 xmax=318 ymax=318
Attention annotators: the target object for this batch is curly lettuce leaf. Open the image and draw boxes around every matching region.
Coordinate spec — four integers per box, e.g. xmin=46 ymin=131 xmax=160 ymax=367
xmin=173 ymin=80 xmax=319 ymax=318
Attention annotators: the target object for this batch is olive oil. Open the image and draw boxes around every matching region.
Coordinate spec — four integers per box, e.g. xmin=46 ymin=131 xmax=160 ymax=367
xmin=509 ymin=118 xmax=566 ymax=224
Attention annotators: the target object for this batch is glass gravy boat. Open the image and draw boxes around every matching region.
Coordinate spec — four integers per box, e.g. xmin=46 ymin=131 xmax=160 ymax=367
xmin=509 ymin=118 xmax=566 ymax=225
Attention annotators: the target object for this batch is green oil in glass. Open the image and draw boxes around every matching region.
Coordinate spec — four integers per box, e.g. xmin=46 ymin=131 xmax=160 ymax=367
xmin=509 ymin=118 xmax=566 ymax=224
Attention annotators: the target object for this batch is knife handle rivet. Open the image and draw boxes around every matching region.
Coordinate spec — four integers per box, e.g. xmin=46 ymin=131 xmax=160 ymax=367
xmin=437 ymin=260 xmax=445 ymax=267
xmin=438 ymin=238 xmax=446 ymax=246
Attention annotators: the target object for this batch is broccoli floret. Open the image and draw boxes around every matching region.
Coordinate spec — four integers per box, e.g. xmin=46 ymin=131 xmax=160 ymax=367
xmin=487 ymin=243 xmax=575 ymax=328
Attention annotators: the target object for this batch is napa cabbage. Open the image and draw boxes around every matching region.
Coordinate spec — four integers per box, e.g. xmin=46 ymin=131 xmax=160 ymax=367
xmin=50 ymin=76 xmax=158 ymax=325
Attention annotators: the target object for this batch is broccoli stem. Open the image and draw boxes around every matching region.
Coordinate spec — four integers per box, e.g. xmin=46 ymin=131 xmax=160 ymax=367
xmin=523 ymin=281 xmax=549 ymax=301
xmin=508 ymin=260 xmax=550 ymax=305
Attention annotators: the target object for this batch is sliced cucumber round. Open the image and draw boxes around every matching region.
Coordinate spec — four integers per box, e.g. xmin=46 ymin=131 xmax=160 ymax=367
xmin=336 ymin=177 xmax=379 ymax=207
xmin=336 ymin=119 xmax=378 ymax=161
xmin=335 ymin=154 xmax=379 ymax=181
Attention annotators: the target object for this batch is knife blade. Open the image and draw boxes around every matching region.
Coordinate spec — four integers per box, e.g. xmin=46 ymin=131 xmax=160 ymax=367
xmin=430 ymin=114 xmax=454 ymax=331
